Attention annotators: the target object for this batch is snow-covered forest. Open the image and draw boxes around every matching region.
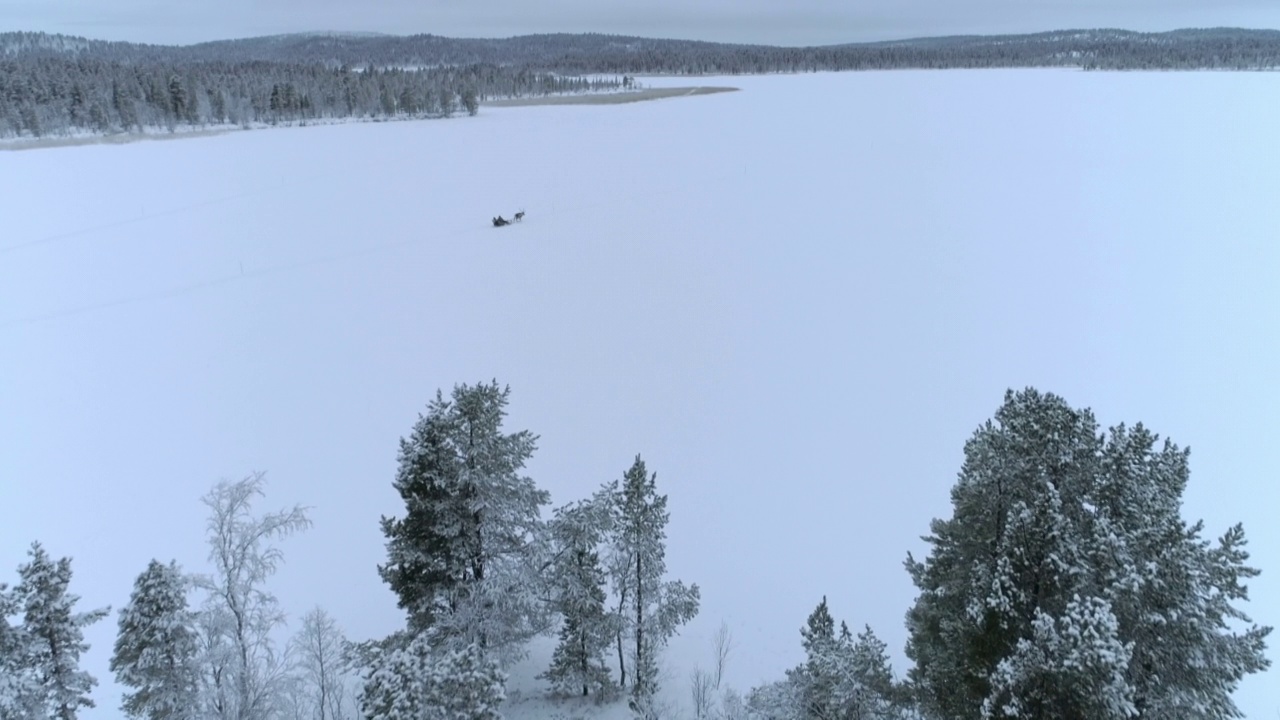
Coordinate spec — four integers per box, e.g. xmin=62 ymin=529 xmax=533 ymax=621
xmin=0 ymin=53 xmax=627 ymax=140
xmin=4 ymin=26 xmax=1280 ymax=140
xmin=1 ymin=384 xmax=1270 ymax=719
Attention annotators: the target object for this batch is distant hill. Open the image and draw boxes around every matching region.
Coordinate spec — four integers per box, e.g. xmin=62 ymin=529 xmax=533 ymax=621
xmin=4 ymin=27 xmax=1280 ymax=71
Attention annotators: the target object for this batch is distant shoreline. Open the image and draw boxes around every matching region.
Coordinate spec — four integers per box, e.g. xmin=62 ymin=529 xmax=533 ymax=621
xmin=0 ymin=88 xmax=740 ymax=151
xmin=483 ymin=86 xmax=739 ymax=107
xmin=0 ymin=128 xmax=234 ymax=152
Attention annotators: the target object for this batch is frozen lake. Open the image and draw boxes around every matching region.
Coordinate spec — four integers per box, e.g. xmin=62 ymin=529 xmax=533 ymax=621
xmin=2 ymin=69 xmax=1277 ymax=718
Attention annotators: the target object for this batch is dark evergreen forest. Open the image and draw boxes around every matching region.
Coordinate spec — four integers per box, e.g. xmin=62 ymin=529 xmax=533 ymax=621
xmin=3 ymin=28 xmax=1278 ymax=140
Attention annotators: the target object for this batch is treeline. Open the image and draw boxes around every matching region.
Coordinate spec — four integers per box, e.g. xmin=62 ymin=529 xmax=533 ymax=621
xmin=508 ymin=28 xmax=1280 ymax=73
xmin=0 ymin=54 xmax=624 ymax=139
xmin=0 ymin=385 xmax=1271 ymax=720
xmin=0 ymin=381 xmax=701 ymax=720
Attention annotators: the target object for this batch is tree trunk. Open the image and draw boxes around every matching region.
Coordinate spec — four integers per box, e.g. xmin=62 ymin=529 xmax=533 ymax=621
xmin=635 ymin=552 xmax=643 ymax=696
xmin=616 ymin=586 xmax=628 ymax=689
xmin=232 ymin=597 xmax=252 ymax=720
xmin=317 ymin=650 xmax=328 ymax=720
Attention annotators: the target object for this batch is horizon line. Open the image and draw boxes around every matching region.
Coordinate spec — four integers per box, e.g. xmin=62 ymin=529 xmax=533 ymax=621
xmin=4 ymin=25 xmax=1279 ymax=52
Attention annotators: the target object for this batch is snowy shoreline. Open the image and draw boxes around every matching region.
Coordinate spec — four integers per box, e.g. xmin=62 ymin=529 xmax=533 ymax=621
xmin=0 ymin=87 xmax=739 ymax=152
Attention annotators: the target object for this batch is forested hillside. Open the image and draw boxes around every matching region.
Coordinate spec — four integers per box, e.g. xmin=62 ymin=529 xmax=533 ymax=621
xmin=6 ymin=27 xmax=1280 ymax=71
xmin=0 ymin=55 xmax=622 ymax=139
xmin=3 ymin=27 xmax=1278 ymax=141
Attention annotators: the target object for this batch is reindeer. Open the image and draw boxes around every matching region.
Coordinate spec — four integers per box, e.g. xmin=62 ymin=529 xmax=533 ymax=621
xmin=513 ymin=210 xmax=525 ymax=222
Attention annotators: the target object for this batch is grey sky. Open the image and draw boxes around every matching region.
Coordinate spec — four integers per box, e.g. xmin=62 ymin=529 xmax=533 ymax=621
xmin=3 ymin=0 xmax=1280 ymax=45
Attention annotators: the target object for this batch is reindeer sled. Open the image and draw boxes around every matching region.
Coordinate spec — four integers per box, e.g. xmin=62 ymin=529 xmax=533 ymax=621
xmin=492 ymin=210 xmax=525 ymax=227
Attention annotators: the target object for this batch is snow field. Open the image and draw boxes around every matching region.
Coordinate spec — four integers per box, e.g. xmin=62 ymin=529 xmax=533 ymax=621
xmin=1 ymin=69 xmax=1277 ymax=718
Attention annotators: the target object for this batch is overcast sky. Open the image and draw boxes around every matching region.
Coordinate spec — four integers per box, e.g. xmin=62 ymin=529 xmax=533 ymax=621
xmin=3 ymin=0 xmax=1280 ymax=45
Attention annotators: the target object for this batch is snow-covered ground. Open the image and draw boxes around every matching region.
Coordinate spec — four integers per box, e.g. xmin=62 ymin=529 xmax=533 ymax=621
xmin=2 ymin=69 xmax=1278 ymax=718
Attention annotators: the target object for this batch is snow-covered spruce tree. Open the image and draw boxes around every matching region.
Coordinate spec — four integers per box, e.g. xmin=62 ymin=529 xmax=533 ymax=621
xmin=288 ymin=607 xmax=351 ymax=720
xmin=12 ymin=542 xmax=109 ymax=720
xmin=605 ymin=455 xmax=700 ymax=701
xmin=110 ymin=559 xmax=200 ymax=720
xmin=904 ymin=388 xmax=1271 ymax=720
xmin=357 ymin=633 xmax=504 ymax=720
xmin=540 ymin=496 xmax=616 ymax=697
xmin=197 ymin=473 xmax=311 ymax=720
xmin=378 ymin=381 xmax=550 ymax=666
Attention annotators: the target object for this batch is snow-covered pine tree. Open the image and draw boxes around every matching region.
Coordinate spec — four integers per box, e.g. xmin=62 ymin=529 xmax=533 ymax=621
xmin=357 ymin=634 xmax=504 ymax=720
xmin=1090 ymin=423 xmax=1270 ymax=718
xmin=541 ymin=497 xmax=615 ymax=697
xmin=378 ymin=381 xmax=551 ymax=666
xmin=904 ymin=388 xmax=1271 ymax=720
xmin=797 ymin=598 xmax=836 ymax=720
xmin=425 ymin=642 xmax=506 ymax=720
xmin=746 ymin=677 xmax=804 ymax=720
xmin=793 ymin=600 xmax=903 ymax=720
xmin=1 ymin=580 xmax=42 ymax=720
xmin=982 ymin=595 xmax=1135 ymax=720
xmin=357 ymin=632 xmax=430 ymax=720
xmin=605 ymin=455 xmax=700 ymax=701
xmin=842 ymin=625 xmax=901 ymax=718
xmin=12 ymin=542 xmax=109 ymax=720
xmin=818 ymin=624 xmax=903 ymax=720
xmin=377 ymin=404 xmax=460 ymax=633
xmin=197 ymin=473 xmax=311 ymax=720
xmin=110 ymin=559 xmax=200 ymax=720
xmin=349 ymin=632 xmax=405 ymax=720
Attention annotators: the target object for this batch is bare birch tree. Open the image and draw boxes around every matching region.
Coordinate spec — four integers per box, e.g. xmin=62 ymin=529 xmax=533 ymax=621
xmin=289 ymin=607 xmax=351 ymax=720
xmin=713 ymin=622 xmax=733 ymax=691
xmin=196 ymin=472 xmax=311 ymax=720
